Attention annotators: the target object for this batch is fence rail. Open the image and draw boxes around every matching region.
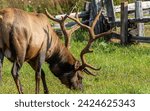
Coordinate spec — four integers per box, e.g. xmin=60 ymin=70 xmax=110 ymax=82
xmin=114 ymin=1 xmax=150 ymax=13
xmin=51 ymin=0 xmax=150 ymax=45
xmin=130 ymin=36 xmax=150 ymax=43
xmin=53 ymin=1 xmax=150 ymax=29
xmin=55 ymin=11 xmax=89 ymax=19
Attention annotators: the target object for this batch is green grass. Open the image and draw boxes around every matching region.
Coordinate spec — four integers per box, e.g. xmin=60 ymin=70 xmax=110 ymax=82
xmin=0 ymin=40 xmax=150 ymax=94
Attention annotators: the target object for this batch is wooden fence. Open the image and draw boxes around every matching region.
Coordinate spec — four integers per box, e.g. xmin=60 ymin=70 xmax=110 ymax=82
xmin=114 ymin=1 xmax=150 ymax=13
xmin=51 ymin=0 xmax=150 ymax=45
xmin=120 ymin=1 xmax=150 ymax=45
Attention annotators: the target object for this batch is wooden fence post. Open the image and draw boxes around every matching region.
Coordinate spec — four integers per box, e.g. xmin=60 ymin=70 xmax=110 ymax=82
xmin=135 ymin=0 xmax=144 ymax=36
xmin=90 ymin=0 xmax=111 ymax=40
xmin=84 ymin=1 xmax=91 ymax=12
xmin=104 ymin=0 xmax=116 ymax=40
xmin=120 ymin=2 xmax=128 ymax=45
xmin=90 ymin=0 xmax=102 ymax=34
xmin=82 ymin=1 xmax=91 ymax=24
xmin=104 ymin=0 xmax=116 ymax=28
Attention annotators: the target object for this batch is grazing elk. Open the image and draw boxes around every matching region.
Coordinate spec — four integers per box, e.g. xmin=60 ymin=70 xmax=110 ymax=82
xmin=0 ymin=8 xmax=112 ymax=94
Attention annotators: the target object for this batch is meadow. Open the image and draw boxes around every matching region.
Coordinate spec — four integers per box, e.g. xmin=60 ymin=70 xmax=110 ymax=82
xmin=0 ymin=27 xmax=150 ymax=94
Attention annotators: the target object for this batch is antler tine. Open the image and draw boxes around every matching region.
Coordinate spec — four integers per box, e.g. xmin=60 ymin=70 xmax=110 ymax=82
xmin=94 ymin=30 xmax=113 ymax=40
xmin=45 ymin=8 xmax=80 ymax=48
xmin=79 ymin=32 xmax=112 ymax=76
xmin=79 ymin=30 xmax=112 ymax=75
xmin=67 ymin=15 xmax=90 ymax=30
xmin=67 ymin=9 xmax=81 ymax=35
xmin=63 ymin=3 xmax=77 ymax=20
xmin=62 ymin=7 xmax=81 ymax=48
xmin=68 ymin=24 xmax=80 ymax=35
xmin=91 ymin=9 xmax=102 ymax=31
xmin=83 ymin=68 xmax=96 ymax=76
xmin=79 ymin=38 xmax=101 ymax=76
xmin=63 ymin=24 xmax=80 ymax=48
xmin=45 ymin=8 xmax=61 ymax=23
xmin=45 ymin=8 xmax=68 ymax=22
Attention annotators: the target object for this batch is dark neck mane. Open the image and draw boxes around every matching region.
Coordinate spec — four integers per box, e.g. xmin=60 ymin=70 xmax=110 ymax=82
xmin=46 ymin=29 xmax=76 ymax=77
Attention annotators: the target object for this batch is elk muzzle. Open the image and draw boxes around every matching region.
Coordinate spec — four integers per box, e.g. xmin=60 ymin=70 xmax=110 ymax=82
xmin=58 ymin=71 xmax=83 ymax=91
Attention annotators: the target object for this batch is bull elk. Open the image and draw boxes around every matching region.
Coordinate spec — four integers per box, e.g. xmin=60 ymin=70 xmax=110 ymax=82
xmin=0 ymin=8 xmax=112 ymax=94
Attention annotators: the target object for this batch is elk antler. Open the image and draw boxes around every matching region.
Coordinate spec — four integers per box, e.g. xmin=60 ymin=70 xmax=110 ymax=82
xmin=45 ymin=8 xmax=80 ymax=49
xmin=67 ymin=9 xmax=113 ymax=76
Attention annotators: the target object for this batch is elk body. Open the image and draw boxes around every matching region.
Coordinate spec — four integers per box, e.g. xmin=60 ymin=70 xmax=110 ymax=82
xmin=0 ymin=8 xmax=83 ymax=94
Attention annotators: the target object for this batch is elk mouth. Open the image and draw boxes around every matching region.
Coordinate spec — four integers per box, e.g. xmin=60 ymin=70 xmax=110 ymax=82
xmin=70 ymin=82 xmax=83 ymax=91
xmin=58 ymin=75 xmax=83 ymax=91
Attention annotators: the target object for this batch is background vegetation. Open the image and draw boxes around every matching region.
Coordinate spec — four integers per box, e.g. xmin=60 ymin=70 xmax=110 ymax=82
xmin=0 ymin=0 xmax=134 ymax=14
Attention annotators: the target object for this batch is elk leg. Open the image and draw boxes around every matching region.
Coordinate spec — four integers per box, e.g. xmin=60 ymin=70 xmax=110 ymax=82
xmin=35 ymin=65 xmax=41 ymax=94
xmin=41 ymin=69 xmax=49 ymax=94
xmin=28 ymin=61 xmax=49 ymax=94
xmin=35 ymin=54 xmax=46 ymax=94
xmin=28 ymin=54 xmax=47 ymax=94
xmin=11 ymin=60 xmax=23 ymax=94
xmin=0 ymin=49 xmax=4 ymax=82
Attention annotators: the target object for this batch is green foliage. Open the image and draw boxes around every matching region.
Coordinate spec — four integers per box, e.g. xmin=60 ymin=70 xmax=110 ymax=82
xmin=0 ymin=0 xmax=135 ymax=14
xmin=72 ymin=29 xmax=88 ymax=42
xmin=25 ymin=4 xmax=34 ymax=12
xmin=0 ymin=0 xmax=86 ymax=14
xmin=114 ymin=0 xmax=134 ymax=5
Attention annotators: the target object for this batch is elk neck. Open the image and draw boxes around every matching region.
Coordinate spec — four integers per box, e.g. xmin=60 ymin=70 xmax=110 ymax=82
xmin=46 ymin=27 xmax=76 ymax=77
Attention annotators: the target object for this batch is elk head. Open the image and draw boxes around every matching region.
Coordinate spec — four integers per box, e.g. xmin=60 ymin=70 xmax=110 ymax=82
xmin=57 ymin=61 xmax=83 ymax=90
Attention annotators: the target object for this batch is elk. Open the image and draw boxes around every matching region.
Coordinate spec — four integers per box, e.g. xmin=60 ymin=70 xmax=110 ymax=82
xmin=0 ymin=8 xmax=112 ymax=94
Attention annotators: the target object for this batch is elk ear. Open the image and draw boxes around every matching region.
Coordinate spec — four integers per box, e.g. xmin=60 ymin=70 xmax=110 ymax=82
xmin=74 ymin=60 xmax=81 ymax=70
